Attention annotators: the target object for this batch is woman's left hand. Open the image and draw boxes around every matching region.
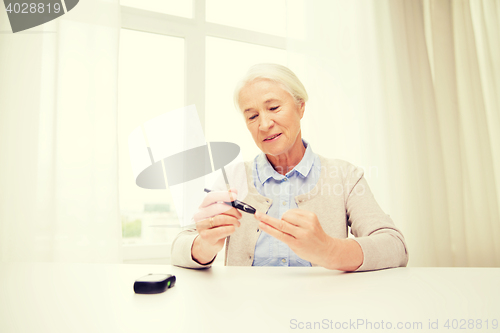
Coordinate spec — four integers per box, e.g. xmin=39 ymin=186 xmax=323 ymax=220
xmin=255 ymin=209 xmax=364 ymax=270
xmin=254 ymin=209 xmax=336 ymax=268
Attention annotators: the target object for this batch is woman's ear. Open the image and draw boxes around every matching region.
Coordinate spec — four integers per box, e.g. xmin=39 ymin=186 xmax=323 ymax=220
xmin=298 ymin=100 xmax=305 ymax=119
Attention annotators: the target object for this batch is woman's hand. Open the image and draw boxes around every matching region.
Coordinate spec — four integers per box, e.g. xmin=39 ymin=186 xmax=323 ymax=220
xmin=254 ymin=209 xmax=363 ymax=271
xmin=191 ymin=189 xmax=242 ymax=264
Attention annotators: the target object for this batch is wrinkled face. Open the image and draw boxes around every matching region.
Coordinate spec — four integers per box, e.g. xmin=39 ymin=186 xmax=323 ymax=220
xmin=239 ymin=79 xmax=305 ymax=157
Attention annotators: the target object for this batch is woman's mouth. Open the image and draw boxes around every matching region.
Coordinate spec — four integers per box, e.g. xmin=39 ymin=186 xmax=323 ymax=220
xmin=263 ymin=133 xmax=282 ymax=142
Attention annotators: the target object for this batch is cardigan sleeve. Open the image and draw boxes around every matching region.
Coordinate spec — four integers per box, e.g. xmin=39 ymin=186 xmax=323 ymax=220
xmin=344 ymin=167 xmax=409 ymax=271
xmin=170 ymin=228 xmax=216 ymax=269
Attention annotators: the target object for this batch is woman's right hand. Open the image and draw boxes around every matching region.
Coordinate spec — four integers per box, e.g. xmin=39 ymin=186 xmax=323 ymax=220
xmin=191 ymin=189 xmax=242 ymax=264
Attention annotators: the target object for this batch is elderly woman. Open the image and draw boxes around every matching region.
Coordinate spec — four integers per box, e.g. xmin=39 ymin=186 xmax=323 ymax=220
xmin=171 ymin=64 xmax=408 ymax=271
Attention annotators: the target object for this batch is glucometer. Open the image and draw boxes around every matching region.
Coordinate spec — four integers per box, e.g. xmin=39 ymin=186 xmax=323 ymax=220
xmin=204 ymin=188 xmax=256 ymax=214
xmin=133 ymin=274 xmax=176 ymax=294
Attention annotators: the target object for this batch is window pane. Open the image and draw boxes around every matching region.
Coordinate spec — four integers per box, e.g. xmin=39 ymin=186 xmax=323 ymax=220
xmin=118 ymin=29 xmax=184 ymax=245
xmin=205 ymin=37 xmax=287 ymax=161
xmin=206 ymin=0 xmax=286 ymax=37
xmin=120 ymin=0 xmax=193 ymax=18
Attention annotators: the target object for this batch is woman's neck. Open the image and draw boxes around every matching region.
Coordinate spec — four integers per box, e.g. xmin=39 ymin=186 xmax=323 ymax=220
xmin=266 ymin=135 xmax=306 ymax=175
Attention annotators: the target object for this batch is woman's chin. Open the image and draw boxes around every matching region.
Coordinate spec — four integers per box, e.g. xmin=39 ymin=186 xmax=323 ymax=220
xmin=258 ymin=136 xmax=293 ymax=156
xmin=262 ymin=146 xmax=287 ymax=157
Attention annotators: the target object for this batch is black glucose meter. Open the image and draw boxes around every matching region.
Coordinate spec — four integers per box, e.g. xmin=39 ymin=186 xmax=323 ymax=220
xmin=134 ymin=274 xmax=176 ymax=294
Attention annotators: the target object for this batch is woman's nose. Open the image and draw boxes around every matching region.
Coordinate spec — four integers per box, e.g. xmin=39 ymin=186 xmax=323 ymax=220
xmin=259 ymin=113 xmax=274 ymax=131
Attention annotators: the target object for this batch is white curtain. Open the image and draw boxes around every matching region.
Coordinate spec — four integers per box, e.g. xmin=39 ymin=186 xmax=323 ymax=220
xmin=0 ymin=0 xmax=122 ymax=263
xmin=287 ymin=0 xmax=500 ymax=267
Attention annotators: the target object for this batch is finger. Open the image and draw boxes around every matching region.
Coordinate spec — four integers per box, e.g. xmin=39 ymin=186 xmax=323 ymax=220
xmin=258 ymin=221 xmax=296 ymax=245
xmin=281 ymin=209 xmax=309 ymax=227
xmin=199 ymin=189 xmax=238 ymax=208
xmin=196 ymin=215 xmax=240 ymax=231
xmin=199 ymin=225 xmax=237 ymax=243
xmin=254 ymin=210 xmax=280 ymax=225
xmin=212 ymin=215 xmax=241 ymax=228
xmin=254 ymin=211 xmax=300 ymax=238
xmin=193 ymin=203 xmax=242 ymax=222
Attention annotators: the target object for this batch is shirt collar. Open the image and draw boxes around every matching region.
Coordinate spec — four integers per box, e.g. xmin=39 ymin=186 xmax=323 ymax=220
xmin=255 ymin=139 xmax=315 ymax=185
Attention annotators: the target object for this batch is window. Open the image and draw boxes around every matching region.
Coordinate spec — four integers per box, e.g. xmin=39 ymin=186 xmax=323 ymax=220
xmin=119 ymin=0 xmax=287 ymax=264
xmin=206 ymin=0 xmax=286 ymax=37
xmin=120 ymin=0 xmax=193 ymax=18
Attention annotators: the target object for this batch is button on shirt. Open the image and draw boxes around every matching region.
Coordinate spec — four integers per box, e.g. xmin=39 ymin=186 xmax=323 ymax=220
xmin=251 ymin=139 xmax=321 ymax=267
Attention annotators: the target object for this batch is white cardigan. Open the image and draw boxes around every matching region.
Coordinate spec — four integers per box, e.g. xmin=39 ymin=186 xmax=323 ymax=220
xmin=171 ymin=156 xmax=409 ymax=271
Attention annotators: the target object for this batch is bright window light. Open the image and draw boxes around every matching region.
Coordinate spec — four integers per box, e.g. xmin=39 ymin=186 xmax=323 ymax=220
xmin=206 ymin=0 xmax=286 ymax=37
xmin=118 ymin=29 xmax=184 ymax=245
xmin=120 ymin=0 xmax=193 ymax=18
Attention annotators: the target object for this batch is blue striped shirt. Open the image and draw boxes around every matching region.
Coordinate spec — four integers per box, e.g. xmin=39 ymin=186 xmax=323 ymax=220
xmin=251 ymin=139 xmax=321 ymax=266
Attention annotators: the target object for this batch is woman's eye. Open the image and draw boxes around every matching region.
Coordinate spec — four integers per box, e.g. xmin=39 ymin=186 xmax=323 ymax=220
xmin=249 ymin=114 xmax=258 ymax=120
xmin=270 ymin=106 xmax=279 ymax=111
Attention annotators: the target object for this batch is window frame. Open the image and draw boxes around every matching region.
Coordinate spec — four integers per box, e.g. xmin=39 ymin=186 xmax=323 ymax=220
xmin=120 ymin=0 xmax=287 ymax=263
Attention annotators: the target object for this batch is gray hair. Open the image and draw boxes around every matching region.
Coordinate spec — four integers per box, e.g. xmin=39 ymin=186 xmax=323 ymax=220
xmin=233 ymin=63 xmax=308 ymax=111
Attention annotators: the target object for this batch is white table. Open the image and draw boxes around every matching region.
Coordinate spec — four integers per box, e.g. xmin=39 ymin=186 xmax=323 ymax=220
xmin=0 ymin=262 xmax=499 ymax=333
